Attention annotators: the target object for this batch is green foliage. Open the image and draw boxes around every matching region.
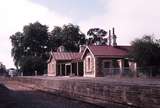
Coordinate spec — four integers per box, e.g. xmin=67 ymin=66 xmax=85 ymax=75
xmin=10 ymin=22 xmax=86 ymax=75
xmin=87 ymin=28 xmax=107 ymax=45
xmin=49 ymin=26 xmax=63 ymax=51
xmin=10 ymin=22 xmax=49 ymax=75
xmin=23 ymin=22 xmax=49 ymax=56
xmin=130 ymin=35 xmax=160 ymax=66
xmin=50 ymin=24 xmax=86 ymax=52
xmin=20 ymin=56 xmax=46 ymax=76
xmin=0 ymin=62 xmax=6 ymax=75
xmin=10 ymin=32 xmax=24 ymax=68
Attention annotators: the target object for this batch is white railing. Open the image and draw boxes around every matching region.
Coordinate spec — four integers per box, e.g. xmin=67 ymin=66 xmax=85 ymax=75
xmin=104 ymin=67 xmax=160 ymax=78
xmin=137 ymin=67 xmax=160 ymax=78
xmin=103 ymin=67 xmax=134 ymax=77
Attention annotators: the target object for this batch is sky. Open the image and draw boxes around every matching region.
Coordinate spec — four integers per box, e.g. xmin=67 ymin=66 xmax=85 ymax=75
xmin=0 ymin=0 xmax=160 ymax=68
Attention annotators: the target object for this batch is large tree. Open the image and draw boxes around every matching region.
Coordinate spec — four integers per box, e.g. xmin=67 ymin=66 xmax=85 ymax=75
xmin=0 ymin=62 xmax=6 ymax=76
xmin=130 ymin=35 xmax=160 ymax=66
xmin=10 ymin=22 xmax=49 ymax=75
xmin=10 ymin=22 xmax=86 ymax=75
xmin=87 ymin=28 xmax=107 ymax=45
xmin=129 ymin=35 xmax=160 ymax=75
xmin=10 ymin=32 xmax=24 ymax=69
xmin=49 ymin=26 xmax=63 ymax=51
xmin=23 ymin=22 xmax=49 ymax=56
xmin=50 ymin=24 xmax=86 ymax=52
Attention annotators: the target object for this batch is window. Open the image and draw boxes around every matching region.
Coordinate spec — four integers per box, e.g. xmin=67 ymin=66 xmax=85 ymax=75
xmin=88 ymin=57 xmax=91 ymax=70
xmin=50 ymin=63 xmax=52 ymax=70
xmin=87 ymin=57 xmax=91 ymax=71
xmin=52 ymin=63 xmax=54 ymax=71
xmin=103 ymin=61 xmax=110 ymax=68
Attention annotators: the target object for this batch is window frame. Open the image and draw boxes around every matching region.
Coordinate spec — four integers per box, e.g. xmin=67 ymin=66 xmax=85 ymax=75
xmin=86 ymin=56 xmax=91 ymax=71
xmin=103 ymin=60 xmax=111 ymax=69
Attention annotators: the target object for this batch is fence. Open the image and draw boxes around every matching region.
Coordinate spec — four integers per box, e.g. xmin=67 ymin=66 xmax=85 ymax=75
xmin=104 ymin=67 xmax=160 ymax=78
xmin=103 ymin=67 xmax=134 ymax=77
xmin=137 ymin=67 xmax=160 ymax=78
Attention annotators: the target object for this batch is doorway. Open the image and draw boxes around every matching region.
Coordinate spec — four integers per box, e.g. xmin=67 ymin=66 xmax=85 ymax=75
xmin=65 ymin=64 xmax=71 ymax=76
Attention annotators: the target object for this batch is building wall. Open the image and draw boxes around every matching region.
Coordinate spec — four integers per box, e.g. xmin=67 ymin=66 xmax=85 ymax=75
xmin=95 ymin=58 xmax=104 ymax=77
xmin=48 ymin=58 xmax=57 ymax=76
xmin=83 ymin=51 xmax=95 ymax=77
xmin=129 ymin=61 xmax=137 ymax=77
xmin=95 ymin=58 xmax=114 ymax=77
xmin=96 ymin=58 xmax=137 ymax=77
xmin=96 ymin=58 xmax=124 ymax=77
xmin=56 ymin=60 xmax=72 ymax=76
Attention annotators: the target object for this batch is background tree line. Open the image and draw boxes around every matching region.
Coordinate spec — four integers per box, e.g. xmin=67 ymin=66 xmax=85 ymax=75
xmin=129 ymin=35 xmax=160 ymax=76
xmin=10 ymin=21 xmax=160 ymax=76
xmin=10 ymin=22 xmax=108 ymax=75
xmin=0 ymin=62 xmax=6 ymax=76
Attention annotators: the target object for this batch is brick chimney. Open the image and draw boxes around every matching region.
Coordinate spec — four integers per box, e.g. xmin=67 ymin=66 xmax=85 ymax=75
xmin=57 ymin=45 xmax=65 ymax=52
xmin=112 ymin=27 xmax=117 ymax=46
xmin=79 ymin=45 xmax=86 ymax=52
xmin=108 ymin=30 xmax=112 ymax=46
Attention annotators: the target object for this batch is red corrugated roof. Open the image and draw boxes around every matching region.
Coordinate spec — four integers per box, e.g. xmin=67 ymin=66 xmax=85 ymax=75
xmin=51 ymin=45 xmax=131 ymax=61
xmin=115 ymin=45 xmax=132 ymax=52
xmin=53 ymin=52 xmax=82 ymax=60
xmin=88 ymin=45 xmax=130 ymax=57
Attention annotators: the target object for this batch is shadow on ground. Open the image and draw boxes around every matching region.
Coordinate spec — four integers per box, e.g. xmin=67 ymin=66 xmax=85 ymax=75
xmin=0 ymin=83 xmax=103 ymax=108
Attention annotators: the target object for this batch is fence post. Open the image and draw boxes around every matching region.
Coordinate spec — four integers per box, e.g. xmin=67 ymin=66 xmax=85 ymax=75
xmin=150 ymin=67 xmax=152 ymax=78
xmin=134 ymin=63 xmax=137 ymax=78
xmin=118 ymin=59 xmax=124 ymax=78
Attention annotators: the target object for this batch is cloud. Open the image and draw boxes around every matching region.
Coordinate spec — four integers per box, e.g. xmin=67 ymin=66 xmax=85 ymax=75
xmin=0 ymin=0 xmax=71 ymax=68
xmin=30 ymin=0 xmax=106 ymax=22
xmin=79 ymin=0 xmax=160 ymax=45
xmin=1 ymin=0 xmax=160 ymax=68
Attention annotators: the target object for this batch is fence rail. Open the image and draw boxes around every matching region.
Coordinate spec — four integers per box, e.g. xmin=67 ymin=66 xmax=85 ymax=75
xmin=137 ymin=67 xmax=160 ymax=78
xmin=104 ymin=67 xmax=160 ymax=78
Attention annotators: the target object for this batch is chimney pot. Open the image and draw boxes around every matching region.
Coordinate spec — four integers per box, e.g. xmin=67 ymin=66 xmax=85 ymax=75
xmin=112 ymin=27 xmax=117 ymax=46
xmin=79 ymin=45 xmax=86 ymax=52
xmin=109 ymin=30 xmax=111 ymax=46
xmin=57 ymin=45 xmax=65 ymax=52
xmin=112 ymin=27 xmax=115 ymax=35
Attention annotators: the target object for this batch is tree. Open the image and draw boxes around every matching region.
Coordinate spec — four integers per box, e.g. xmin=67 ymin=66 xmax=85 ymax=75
xmin=10 ymin=22 xmax=86 ymax=75
xmin=20 ymin=56 xmax=45 ymax=76
xmin=130 ymin=35 xmax=160 ymax=66
xmin=49 ymin=26 xmax=63 ymax=51
xmin=87 ymin=28 xmax=107 ymax=45
xmin=10 ymin=22 xmax=49 ymax=75
xmin=129 ymin=35 xmax=160 ymax=75
xmin=10 ymin=32 xmax=24 ymax=69
xmin=50 ymin=24 xmax=86 ymax=52
xmin=0 ymin=62 xmax=6 ymax=76
xmin=23 ymin=22 xmax=49 ymax=56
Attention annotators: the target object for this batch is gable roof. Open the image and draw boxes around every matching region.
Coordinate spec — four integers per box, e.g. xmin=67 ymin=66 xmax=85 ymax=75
xmin=82 ymin=45 xmax=131 ymax=58
xmin=115 ymin=45 xmax=132 ymax=52
xmin=52 ymin=52 xmax=82 ymax=61
xmin=48 ymin=45 xmax=132 ymax=63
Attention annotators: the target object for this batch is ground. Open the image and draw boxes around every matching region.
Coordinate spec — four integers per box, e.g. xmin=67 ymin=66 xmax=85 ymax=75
xmin=1 ymin=76 xmax=160 ymax=108
xmin=0 ymin=77 xmax=102 ymax=108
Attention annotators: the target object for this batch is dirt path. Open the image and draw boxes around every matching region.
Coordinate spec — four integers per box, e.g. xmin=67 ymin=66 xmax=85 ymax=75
xmin=0 ymin=80 xmax=103 ymax=108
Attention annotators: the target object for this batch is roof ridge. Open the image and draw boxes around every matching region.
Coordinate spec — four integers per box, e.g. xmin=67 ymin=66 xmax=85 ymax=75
xmin=53 ymin=52 xmax=80 ymax=53
xmin=87 ymin=45 xmax=129 ymax=57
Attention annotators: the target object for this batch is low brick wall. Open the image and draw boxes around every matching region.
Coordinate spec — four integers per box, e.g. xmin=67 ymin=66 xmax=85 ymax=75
xmin=12 ymin=77 xmax=160 ymax=108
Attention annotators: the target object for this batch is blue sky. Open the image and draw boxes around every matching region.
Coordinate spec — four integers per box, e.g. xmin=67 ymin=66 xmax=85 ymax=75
xmin=0 ymin=0 xmax=160 ymax=68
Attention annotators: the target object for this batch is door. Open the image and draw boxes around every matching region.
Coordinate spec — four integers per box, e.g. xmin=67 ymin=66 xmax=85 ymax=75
xmin=66 ymin=65 xmax=71 ymax=76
